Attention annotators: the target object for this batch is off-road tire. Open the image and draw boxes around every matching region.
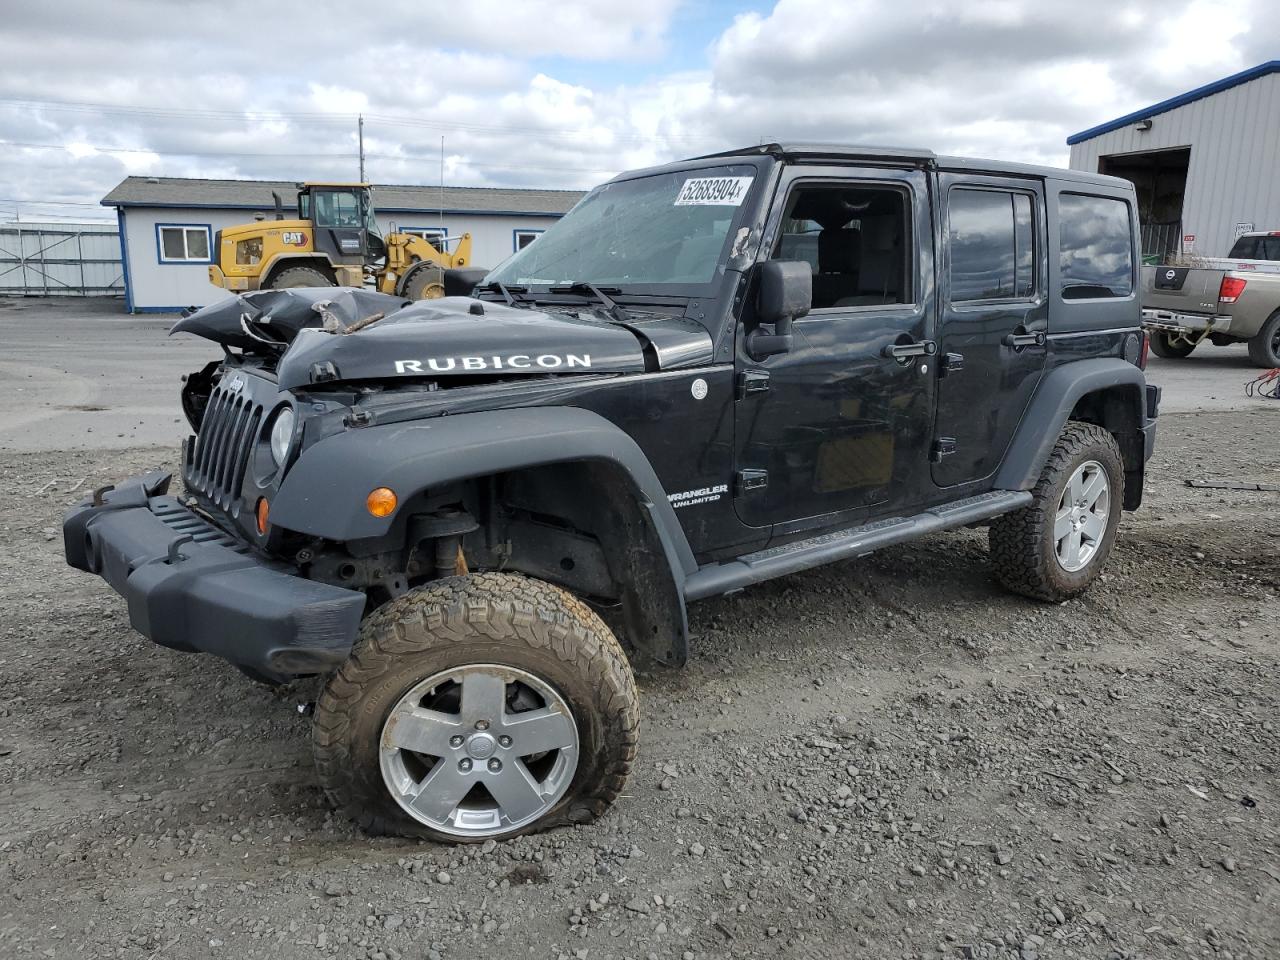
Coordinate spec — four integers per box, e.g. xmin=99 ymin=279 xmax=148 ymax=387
xmin=1247 ymin=310 xmax=1280 ymax=367
xmin=268 ymin=265 xmax=334 ymax=289
xmin=401 ymin=265 xmax=445 ymax=300
xmin=1149 ymin=332 xmax=1196 ymax=359
xmin=989 ymin=421 xmax=1124 ymax=602
xmin=312 ymin=573 xmax=638 ymax=842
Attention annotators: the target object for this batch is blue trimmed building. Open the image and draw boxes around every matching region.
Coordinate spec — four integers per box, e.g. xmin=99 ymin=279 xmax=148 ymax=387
xmin=101 ymin=177 xmax=583 ymax=312
xmin=1067 ymin=61 xmax=1280 ymax=261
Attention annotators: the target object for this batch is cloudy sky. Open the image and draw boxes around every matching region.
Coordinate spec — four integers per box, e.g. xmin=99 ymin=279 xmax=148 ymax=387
xmin=1 ymin=0 xmax=1275 ymax=222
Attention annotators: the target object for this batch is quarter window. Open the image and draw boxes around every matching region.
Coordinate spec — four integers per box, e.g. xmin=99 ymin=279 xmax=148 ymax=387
xmin=1058 ymin=194 xmax=1133 ymax=299
xmin=157 ymin=225 xmax=211 ymax=263
xmin=948 ymin=189 xmax=1035 ymax=302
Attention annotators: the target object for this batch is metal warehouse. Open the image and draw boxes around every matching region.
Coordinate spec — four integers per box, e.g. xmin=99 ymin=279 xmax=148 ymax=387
xmin=101 ymin=177 xmax=584 ymax=312
xmin=1068 ymin=60 xmax=1280 ymax=262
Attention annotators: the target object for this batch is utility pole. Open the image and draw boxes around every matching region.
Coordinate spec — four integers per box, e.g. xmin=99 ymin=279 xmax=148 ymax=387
xmin=358 ymin=114 xmax=365 ymax=182
xmin=439 ymin=136 xmax=445 ymax=231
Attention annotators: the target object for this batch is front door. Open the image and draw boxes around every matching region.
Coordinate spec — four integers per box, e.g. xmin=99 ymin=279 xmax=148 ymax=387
xmin=932 ymin=174 xmax=1048 ymax=487
xmin=310 ymin=188 xmax=369 ymax=266
xmin=733 ymin=166 xmax=938 ymax=531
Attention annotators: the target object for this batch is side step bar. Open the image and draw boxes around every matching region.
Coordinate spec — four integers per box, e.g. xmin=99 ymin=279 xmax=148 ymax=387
xmin=683 ymin=490 xmax=1032 ymax=601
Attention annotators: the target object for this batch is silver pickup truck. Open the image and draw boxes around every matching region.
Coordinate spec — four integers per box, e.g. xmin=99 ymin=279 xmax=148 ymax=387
xmin=1141 ymin=231 xmax=1280 ymax=367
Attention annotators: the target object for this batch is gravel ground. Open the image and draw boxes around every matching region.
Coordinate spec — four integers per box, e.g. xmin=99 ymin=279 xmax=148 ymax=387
xmin=1 ymin=408 xmax=1277 ymax=960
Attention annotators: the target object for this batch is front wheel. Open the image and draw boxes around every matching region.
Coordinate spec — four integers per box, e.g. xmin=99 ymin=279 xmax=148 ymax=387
xmin=312 ymin=573 xmax=638 ymax=842
xmin=989 ymin=422 xmax=1124 ymax=602
xmin=1148 ymin=332 xmax=1196 ymax=359
xmin=267 ymin=264 xmax=335 ymax=289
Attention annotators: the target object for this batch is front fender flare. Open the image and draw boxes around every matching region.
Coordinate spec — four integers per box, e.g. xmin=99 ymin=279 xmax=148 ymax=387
xmin=270 ymin=407 xmax=698 ymax=663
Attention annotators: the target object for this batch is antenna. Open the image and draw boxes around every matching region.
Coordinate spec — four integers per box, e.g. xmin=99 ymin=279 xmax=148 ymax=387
xmin=358 ymin=114 xmax=365 ymax=182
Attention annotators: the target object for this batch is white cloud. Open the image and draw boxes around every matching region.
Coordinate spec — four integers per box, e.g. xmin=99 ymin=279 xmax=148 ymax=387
xmin=0 ymin=0 xmax=1275 ymax=222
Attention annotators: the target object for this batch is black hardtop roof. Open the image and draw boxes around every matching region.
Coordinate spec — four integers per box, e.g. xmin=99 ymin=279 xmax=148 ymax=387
xmin=617 ymin=142 xmax=1127 ymax=190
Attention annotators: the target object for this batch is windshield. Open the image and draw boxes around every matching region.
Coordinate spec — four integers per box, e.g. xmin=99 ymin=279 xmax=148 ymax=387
xmin=485 ymin=163 xmax=760 ymax=291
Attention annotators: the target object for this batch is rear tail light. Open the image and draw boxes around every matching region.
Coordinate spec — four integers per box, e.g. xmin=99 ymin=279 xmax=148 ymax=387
xmin=1137 ymin=330 xmax=1150 ymax=370
xmin=1219 ymin=277 xmax=1247 ymax=303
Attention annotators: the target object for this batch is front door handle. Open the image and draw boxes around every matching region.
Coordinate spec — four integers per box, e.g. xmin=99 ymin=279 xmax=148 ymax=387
xmin=881 ymin=339 xmax=937 ymax=360
xmin=1002 ymin=330 xmax=1046 ymax=349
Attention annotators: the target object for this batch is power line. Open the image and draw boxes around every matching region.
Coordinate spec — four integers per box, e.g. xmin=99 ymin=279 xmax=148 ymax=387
xmin=0 ymin=139 xmax=621 ymax=174
xmin=0 ymin=94 xmax=724 ymax=146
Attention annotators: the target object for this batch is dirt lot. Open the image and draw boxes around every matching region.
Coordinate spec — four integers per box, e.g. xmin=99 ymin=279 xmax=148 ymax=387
xmin=1 ymin=302 xmax=1278 ymax=960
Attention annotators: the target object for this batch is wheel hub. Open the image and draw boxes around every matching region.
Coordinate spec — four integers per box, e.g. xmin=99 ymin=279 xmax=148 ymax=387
xmin=1054 ymin=459 xmax=1110 ymax=573
xmin=378 ymin=664 xmax=579 ymax=839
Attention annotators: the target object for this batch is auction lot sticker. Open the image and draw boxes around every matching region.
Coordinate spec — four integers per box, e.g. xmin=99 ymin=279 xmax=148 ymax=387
xmin=675 ymin=176 xmax=754 ymax=206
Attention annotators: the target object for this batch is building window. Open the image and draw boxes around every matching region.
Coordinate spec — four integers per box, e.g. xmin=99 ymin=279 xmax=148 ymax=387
xmin=947 ymin=188 xmax=1035 ymax=302
xmin=400 ymin=227 xmax=446 ymax=252
xmin=1058 ymin=194 xmax=1133 ymax=299
xmin=514 ymin=229 xmax=543 ymax=252
xmin=156 ymin=224 xmax=212 ymax=263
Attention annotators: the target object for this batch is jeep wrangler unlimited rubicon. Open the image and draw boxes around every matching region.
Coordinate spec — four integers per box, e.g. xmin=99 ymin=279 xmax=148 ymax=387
xmin=64 ymin=144 xmax=1159 ymax=843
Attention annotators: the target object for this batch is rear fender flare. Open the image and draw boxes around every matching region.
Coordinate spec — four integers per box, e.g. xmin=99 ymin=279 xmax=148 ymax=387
xmin=994 ymin=358 xmax=1148 ymax=500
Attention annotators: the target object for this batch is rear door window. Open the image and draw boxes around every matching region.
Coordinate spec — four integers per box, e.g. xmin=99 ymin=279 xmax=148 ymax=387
xmin=1058 ymin=194 xmax=1133 ymax=299
xmin=948 ymin=188 xmax=1036 ymax=302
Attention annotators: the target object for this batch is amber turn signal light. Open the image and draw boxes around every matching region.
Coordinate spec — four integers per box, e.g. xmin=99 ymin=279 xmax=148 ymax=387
xmin=255 ymin=497 xmax=270 ymax=535
xmin=366 ymin=487 xmax=398 ymax=518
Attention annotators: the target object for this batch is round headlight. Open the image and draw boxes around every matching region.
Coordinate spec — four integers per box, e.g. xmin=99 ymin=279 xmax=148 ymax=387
xmin=269 ymin=407 xmax=296 ymax=468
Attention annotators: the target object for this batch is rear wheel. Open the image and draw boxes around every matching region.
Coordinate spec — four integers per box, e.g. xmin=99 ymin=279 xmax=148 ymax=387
xmin=1149 ymin=332 xmax=1196 ymax=359
xmin=268 ymin=265 xmax=334 ymax=289
xmin=312 ymin=573 xmax=638 ymax=842
xmin=1247 ymin=311 xmax=1280 ymax=367
xmin=989 ymin=421 xmax=1124 ymax=602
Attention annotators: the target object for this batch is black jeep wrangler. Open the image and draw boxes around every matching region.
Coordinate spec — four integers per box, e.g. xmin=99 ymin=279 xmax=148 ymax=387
xmin=65 ymin=144 xmax=1159 ymax=843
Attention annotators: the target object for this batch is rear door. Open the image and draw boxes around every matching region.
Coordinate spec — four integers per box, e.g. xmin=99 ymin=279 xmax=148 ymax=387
xmin=932 ymin=174 xmax=1047 ymax=488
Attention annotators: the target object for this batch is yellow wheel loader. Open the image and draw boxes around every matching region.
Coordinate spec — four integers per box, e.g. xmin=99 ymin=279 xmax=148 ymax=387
xmin=208 ymin=183 xmax=487 ymax=300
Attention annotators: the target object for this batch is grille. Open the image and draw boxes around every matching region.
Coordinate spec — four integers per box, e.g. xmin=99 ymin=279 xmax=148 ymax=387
xmin=184 ymin=382 xmax=263 ymax=512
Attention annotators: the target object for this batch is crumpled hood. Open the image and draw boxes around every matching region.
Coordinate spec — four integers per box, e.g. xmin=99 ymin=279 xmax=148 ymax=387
xmin=173 ymin=288 xmax=714 ymax=391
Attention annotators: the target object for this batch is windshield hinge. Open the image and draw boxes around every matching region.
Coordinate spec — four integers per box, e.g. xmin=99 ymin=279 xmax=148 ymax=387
xmin=736 ymin=370 xmax=770 ymax=399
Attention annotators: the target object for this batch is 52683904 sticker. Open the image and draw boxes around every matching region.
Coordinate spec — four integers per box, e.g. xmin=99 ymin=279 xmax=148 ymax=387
xmin=674 ymin=177 xmax=754 ymax=207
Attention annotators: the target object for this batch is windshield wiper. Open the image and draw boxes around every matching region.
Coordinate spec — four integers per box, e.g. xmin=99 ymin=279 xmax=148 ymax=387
xmin=479 ymin=281 xmax=527 ymax=306
xmin=550 ymin=281 xmax=631 ymax=323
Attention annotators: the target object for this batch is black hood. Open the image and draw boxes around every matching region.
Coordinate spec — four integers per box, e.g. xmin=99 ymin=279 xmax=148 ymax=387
xmin=172 ymin=288 xmax=714 ymax=391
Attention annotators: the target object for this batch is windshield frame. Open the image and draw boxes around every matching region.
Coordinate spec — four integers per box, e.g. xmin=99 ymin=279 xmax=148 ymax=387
xmin=483 ymin=156 xmax=774 ymax=301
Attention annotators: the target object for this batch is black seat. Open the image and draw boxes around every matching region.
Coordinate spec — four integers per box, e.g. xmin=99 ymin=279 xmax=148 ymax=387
xmin=813 ymin=228 xmax=860 ymax=308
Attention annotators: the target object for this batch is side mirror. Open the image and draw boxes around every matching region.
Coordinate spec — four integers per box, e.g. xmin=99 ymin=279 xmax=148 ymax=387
xmin=747 ymin=260 xmax=811 ymax=360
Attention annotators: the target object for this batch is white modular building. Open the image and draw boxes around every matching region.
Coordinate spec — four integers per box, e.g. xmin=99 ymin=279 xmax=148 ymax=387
xmin=101 ymin=177 xmax=584 ymax=312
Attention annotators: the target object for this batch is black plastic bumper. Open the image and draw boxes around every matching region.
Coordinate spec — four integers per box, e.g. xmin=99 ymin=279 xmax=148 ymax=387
xmin=1142 ymin=383 xmax=1161 ymax=462
xmin=63 ymin=471 xmax=365 ymax=681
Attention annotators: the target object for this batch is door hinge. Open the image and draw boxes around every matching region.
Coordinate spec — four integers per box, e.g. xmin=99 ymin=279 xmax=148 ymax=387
xmin=931 ymin=438 xmax=957 ymax=462
xmin=735 ymin=469 xmax=769 ymax=493
xmin=736 ymin=370 xmax=770 ymax=399
xmin=939 ymin=352 xmax=965 ymax=376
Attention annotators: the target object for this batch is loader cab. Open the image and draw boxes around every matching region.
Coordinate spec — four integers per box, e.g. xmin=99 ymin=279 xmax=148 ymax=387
xmin=298 ymin=183 xmax=385 ymax=264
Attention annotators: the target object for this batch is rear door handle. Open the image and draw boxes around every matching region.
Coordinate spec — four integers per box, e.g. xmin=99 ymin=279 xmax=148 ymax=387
xmin=881 ymin=339 xmax=937 ymax=360
xmin=1003 ymin=331 xmax=1046 ymax=349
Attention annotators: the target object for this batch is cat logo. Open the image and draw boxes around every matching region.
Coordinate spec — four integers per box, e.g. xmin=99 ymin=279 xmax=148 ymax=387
xmin=282 ymin=231 xmax=307 ymax=246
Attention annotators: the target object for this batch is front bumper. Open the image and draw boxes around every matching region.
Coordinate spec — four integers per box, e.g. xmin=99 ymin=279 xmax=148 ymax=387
xmin=63 ymin=471 xmax=365 ymax=680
